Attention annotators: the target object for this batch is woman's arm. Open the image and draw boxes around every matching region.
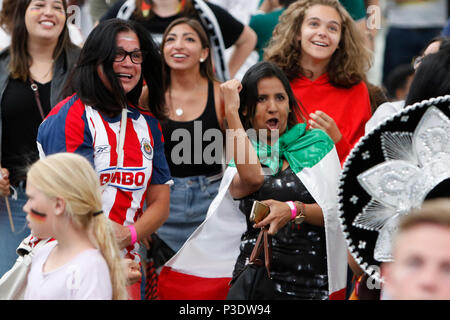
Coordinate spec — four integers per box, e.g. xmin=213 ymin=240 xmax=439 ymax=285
xmin=227 ymin=25 xmax=257 ymax=79
xmin=137 ymin=184 xmax=170 ymax=241
xmin=220 ymin=79 xmax=264 ymax=199
xmin=113 ymin=184 xmax=170 ymax=249
xmin=253 ymin=200 xmax=324 ymax=235
xmin=0 ymin=168 xmax=10 ymax=196
xmin=213 ymin=81 xmax=226 ymax=130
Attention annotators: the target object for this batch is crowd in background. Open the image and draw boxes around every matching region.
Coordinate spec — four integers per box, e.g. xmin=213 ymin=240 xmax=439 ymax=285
xmin=0 ymin=0 xmax=449 ymax=301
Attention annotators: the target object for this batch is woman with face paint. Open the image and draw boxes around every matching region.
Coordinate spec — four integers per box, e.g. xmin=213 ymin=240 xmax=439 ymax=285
xmin=36 ymin=19 xmax=172 ymax=300
xmin=0 ymin=0 xmax=80 ymax=277
xmin=23 ymin=152 xmax=128 ymax=300
xmin=265 ymin=0 xmax=372 ymax=165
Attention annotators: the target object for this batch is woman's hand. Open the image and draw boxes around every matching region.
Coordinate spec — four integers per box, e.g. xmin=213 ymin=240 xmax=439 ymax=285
xmin=0 ymin=168 xmax=11 ymax=197
xmin=309 ymin=110 xmax=342 ymax=143
xmin=122 ymin=258 xmax=141 ymax=285
xmin=253 ymin=199 xmax=292 ymax=235
xmin=220 ymin=79 xmax=242 ymax=117
xmin=112 ymin=221 xmax=132 ymax=249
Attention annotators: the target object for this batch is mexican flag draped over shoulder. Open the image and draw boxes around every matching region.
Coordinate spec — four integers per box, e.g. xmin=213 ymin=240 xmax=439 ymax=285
xmin=158 ymin=124 xmax=348 ymax=300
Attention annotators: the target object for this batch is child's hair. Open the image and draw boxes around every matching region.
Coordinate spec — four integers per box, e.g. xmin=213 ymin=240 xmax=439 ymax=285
xmin=264 ymin=0 xmax=372 ymax=88
xmin=27 ymin=153 xmax=128 ymax=300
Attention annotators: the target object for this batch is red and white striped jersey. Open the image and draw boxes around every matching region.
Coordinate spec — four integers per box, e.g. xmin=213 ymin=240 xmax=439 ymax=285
xmin=36 ymin=94 xmax=172 ymax=263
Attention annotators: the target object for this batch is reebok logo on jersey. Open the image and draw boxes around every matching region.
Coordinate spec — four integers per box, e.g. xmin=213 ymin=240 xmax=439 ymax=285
xmin=95 ymin=145 xmax=111 ymax=155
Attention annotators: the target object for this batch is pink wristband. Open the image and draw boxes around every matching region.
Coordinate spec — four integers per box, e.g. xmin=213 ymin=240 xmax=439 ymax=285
xmin=127 ymin=225 xmax=137 ymax=245
xmin=286 ymin=201 xmax=297 ymax=220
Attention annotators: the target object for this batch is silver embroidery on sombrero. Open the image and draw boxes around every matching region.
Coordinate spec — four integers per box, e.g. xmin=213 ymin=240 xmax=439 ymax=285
xmin=355 ymin=106 xmax=450 ymax=262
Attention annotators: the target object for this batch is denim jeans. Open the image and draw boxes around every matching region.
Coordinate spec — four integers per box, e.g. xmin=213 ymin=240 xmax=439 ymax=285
xmin=0 ymin=185 xmax=30 ymax=277
xmin=157 ymin=174 xmax=221 ymax=252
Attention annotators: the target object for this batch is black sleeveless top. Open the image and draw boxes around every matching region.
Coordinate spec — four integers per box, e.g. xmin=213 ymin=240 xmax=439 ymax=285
xmin=234 ymin=167 xmax=329 ymax=300
xmin=1 ymin=78 xmax=51 ymax=185
xmin=161 ymin=81 xmax=223 ymax=177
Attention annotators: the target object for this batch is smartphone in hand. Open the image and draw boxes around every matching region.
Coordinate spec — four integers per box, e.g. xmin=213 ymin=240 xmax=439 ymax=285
xmin=250 ymin=200 xmax=270 ymax=223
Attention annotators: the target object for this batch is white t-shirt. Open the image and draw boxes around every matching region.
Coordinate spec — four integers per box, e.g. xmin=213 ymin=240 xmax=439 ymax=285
xmin=24 ymin=241 xmax=112 ymax=300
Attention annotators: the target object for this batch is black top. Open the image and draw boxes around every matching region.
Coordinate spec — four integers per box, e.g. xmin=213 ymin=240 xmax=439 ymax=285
xmin=161 ymin=81 xmax=222 ymax=177
xmin=1 ymin=78 xmax=51 ymax=185
xmin=234 ymin=167 xmax=329 ymax=300
xmin=101 ymin=0 xmax=244 ymax=47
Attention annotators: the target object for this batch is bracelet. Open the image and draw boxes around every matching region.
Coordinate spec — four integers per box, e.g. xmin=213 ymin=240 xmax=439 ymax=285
xmin=127 ymin=225 xmax=137 ymax=245
xmin=286 ymin=201 xmax=297 ymax=220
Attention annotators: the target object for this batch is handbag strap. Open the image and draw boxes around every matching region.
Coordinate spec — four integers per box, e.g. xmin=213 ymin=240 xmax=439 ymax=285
xmin=263 ymin=228 xmax=272 ymax=278
xmin=30 ymin=79 xmax=46 ymax=121
xmin=249 ymin=228 xmax=265 ymax=264
xmin=99 ymin=107 xmax=127 ymax=192
xmin=249 ymin=227 xmax=272 ymax=278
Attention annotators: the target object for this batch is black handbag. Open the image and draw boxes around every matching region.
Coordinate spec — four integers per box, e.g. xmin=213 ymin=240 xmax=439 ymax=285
xmin=145 ymin=234 xmax=176 ymax=300
xmin=226 ymin=227 xmax=275 ymax=300
xmin=147 ymin=233 xmax=176 ymax=269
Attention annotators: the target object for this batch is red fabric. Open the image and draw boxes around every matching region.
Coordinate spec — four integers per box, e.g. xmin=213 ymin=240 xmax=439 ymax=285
xmin=290 ymin=74 xmax=371 ymax=165
xmin=158 ymin=267 xmax=231 ymax=300
xmin=329 ymin=287 xmax=347 ymax=300
xmin=64 ymin=98 xmax=88 ymax=153
xmin=145 ymin=261 xmax=159 ymax=300
xmin=127 ymin=281 xmax=141 ymax=300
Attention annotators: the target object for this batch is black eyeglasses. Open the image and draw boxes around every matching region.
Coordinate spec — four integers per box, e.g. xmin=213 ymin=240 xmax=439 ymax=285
xmin=114 ymin=49 xmax=146 ymax=64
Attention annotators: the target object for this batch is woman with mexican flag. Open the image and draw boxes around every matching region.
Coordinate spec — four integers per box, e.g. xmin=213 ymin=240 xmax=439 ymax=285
xmin=158 ymin=61 xmax=347 ymax=300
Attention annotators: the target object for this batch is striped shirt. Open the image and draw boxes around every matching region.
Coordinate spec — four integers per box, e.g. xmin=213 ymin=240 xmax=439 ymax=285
xmin=36 ymin=94 xmax=172 ymax=262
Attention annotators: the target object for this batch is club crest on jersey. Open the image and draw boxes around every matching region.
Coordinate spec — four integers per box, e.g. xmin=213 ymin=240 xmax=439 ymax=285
xmin=141 ymin=138 xmax=153 ymax=160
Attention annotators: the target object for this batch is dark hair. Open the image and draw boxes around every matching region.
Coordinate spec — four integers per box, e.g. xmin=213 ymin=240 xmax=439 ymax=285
xmin=439 ymin=38 xmax=450 ymax=51
xmin=405 ymin=47 xmax=450 ymax=106
xmin=161 ymin=17 xmax=215 ymax=91
xmin=366 ymin=81 xmax=388 ymax=113
xmin=239 ymin=61 xmax=307 ymax=131
xmin=9 ymin=0 xmax=72 ymax=81
xmin=0 ymin=0 xmax=16 ymax=33
xmin=420 ymin=36 xmax=449 ymax=56
xmin=385 ymin=64 xmax=415 ymax=100
xmin=68 ymin=19 xmax=165 ymax=119
xmin=279 ymin=0 xmax=297 ymax=8
xmin=425 ymin=178 xmax=450 ymax=200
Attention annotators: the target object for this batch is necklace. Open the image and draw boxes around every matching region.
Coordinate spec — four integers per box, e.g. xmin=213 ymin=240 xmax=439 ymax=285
xmin=175 ymin=107 xmax=183 ymax=116
xmin=168 ymin=78 xmax=205 ymax=118
xmin=30 ymin=60 xmax=54 ymax=83
xmin=169 ymin=86 xmax=184 ymax=117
